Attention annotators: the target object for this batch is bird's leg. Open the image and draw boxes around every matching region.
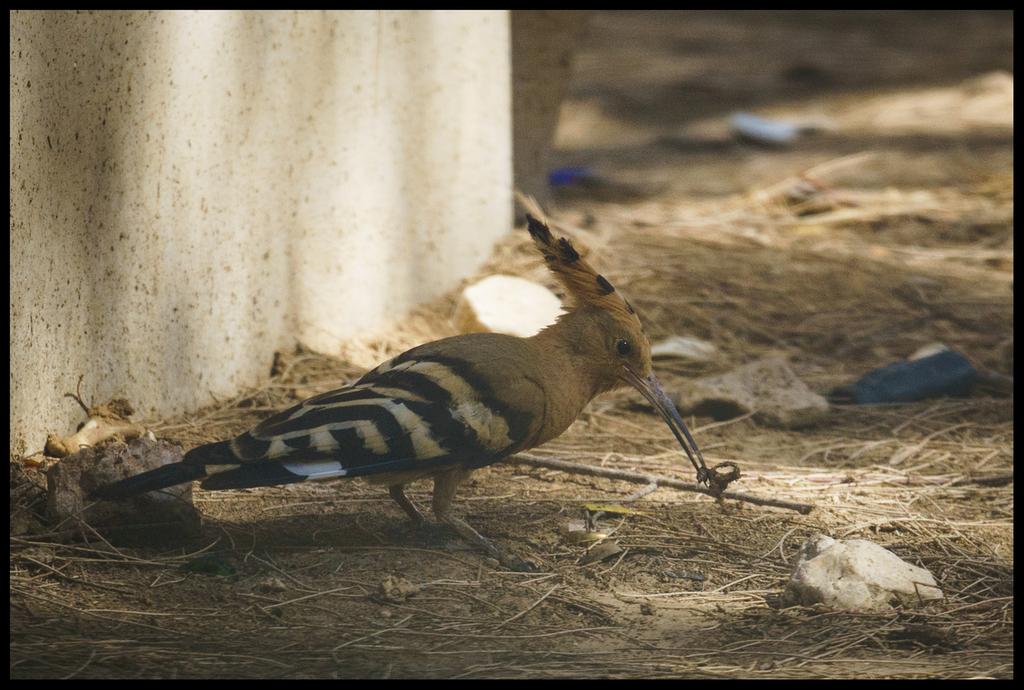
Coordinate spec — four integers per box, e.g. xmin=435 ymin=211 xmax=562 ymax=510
xmin=431 ymin=468 xmax=500 ymax=558
xmin=388 ymin=484 xmax=426 ymax=526
xmin=431 ymin=468 xmax=536 ymax=571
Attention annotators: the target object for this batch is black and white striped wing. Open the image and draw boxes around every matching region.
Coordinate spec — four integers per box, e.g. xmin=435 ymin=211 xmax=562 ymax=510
xmin=188 ymin=354 xmax=536 ymax=490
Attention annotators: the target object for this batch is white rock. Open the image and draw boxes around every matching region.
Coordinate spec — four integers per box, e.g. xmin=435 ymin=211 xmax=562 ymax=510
xmin=650 ymin=335 xmax=718 ymax=362
xmin=784 ymin=534 xmax=943 ymax=611
xmin=908 ymin=342 xmax=951 ymax=361
xmin=454 ymin=274 xmax=563 ymax=337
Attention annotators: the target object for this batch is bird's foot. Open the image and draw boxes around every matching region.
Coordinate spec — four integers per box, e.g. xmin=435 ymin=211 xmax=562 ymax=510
xmin=433 ymin=510 xmax=541 ymax=571
xmin=402 ymin=520 xmax=450 ymax=547
xmin=481 ymin=536 xmax=542 ymax=572
xmin=496 ymin=548 xmax=541 ymax=573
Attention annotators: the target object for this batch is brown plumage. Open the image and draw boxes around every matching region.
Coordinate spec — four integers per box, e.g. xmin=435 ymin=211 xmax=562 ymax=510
xmin=93 ymin=215 xmax=708 ymax=570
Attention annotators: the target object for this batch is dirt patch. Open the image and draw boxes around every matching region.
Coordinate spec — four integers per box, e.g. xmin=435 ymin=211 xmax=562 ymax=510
xmin=11 ymin=11 xmax=1013 ymax=679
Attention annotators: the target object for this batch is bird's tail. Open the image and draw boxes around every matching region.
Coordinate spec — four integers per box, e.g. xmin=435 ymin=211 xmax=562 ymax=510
xmin=89 ymin=440 xmax=240 ymax=501
xmin=89 ymin=462 xmax=207 ymax=500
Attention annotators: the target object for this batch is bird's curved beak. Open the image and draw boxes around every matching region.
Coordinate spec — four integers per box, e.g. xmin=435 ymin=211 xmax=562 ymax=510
xmin=620 ymin=365 xmax=710 ymax=485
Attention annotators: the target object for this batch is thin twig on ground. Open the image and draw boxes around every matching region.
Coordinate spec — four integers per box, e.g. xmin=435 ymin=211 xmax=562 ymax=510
xmin=510 ymin=454 xmax=814 ymax=514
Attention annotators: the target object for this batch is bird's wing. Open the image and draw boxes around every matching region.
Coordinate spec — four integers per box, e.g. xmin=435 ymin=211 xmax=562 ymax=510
xmin=190 ymin=352 xmax=541 ymax=490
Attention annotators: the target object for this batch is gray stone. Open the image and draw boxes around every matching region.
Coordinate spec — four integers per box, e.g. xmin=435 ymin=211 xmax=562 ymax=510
xmin=46 ymin=437 xmax=201 ymax=544
xmin=671 ymin=355 xmax=829 ymax=428
xmin=784 ymin=535 xmax=943 ymax=611
xmin=10 ymin=461 xmax=48 ymax=537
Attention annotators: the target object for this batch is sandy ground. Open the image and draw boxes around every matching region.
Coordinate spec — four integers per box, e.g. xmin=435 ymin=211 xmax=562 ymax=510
xmin=11 ymin=11 xmax=1013 ymax=679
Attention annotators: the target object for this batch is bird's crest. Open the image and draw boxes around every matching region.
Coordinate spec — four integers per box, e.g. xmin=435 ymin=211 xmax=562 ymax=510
xmin=526 ymin=214 xmax=637 ymax=320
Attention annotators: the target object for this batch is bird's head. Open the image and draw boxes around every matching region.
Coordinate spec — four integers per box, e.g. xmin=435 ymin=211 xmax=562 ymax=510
xmin=526 ymin=215 xmax=710 ymax=484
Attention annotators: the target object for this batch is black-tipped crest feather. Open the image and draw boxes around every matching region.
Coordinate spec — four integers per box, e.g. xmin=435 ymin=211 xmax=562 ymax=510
xmin=524 ymin=214 xmax=635 ymax=320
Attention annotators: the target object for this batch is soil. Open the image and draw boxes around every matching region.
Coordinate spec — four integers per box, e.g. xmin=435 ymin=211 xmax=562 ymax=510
xmin=10 ymin=11 xmax=1013 ymax=679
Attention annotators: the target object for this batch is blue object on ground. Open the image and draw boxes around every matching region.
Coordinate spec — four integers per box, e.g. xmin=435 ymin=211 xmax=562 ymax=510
xmin=549 ymin=166 xmax=594 ymax=187
xmin=729 ymin=112 xmax=802 ymax=146
xmin=832 ymin=350 xmax=978 ymax=405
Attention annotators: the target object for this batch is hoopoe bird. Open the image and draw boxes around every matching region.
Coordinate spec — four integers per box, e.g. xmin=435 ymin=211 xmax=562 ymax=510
xmin=93 ymin=216 xmax=710 ymax=569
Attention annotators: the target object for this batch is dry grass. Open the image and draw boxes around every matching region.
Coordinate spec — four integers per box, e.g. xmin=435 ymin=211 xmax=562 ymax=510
xmin=10 ymin=168 xmax=1013 ymax=677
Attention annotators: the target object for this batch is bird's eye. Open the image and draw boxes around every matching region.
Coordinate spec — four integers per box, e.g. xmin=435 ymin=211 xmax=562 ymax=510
xmin=616 ymin=339 xmax=632 ymax=356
